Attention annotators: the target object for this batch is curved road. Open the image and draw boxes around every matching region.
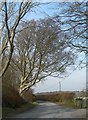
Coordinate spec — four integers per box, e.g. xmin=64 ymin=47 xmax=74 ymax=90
xmin=12 ymin=101 xmax=86 ymax=118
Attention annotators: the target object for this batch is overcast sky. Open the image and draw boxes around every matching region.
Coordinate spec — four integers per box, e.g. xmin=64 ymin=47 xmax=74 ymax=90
xmin=32 ymin=68 xmax=86 ymax=93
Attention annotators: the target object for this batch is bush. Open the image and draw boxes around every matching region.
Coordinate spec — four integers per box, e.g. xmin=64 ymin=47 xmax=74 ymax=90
xmin=36 ymin=92 xmax=75 ymax=104
xmin=2 ymin=84 xmax=26 ymax=108
xmin=22 ymin=89 xmax=36 ymax=102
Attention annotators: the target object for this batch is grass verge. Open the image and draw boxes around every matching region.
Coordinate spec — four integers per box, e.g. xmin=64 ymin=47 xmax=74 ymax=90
xmin=56 ymin=101 xmax=78 ymax=109
xmin=2 ymin=102 xmax=38 ymax=117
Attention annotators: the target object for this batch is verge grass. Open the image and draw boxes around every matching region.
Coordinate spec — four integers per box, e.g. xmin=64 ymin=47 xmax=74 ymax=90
xmin=2 ymin=102 xmax=37 ymax=117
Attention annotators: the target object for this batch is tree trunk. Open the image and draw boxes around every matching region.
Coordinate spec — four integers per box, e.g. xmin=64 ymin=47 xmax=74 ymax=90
xmin=19 ymin=77 xmax=24 ymax=97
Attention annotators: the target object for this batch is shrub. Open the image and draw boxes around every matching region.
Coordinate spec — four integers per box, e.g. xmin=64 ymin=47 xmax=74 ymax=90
xmin=2 ymin=84 xmax=26 ymax=108
xmin=22 ymin=89 xmax=36 ymax=102
xmin=36 ymin=92 xmax=75 ymax=103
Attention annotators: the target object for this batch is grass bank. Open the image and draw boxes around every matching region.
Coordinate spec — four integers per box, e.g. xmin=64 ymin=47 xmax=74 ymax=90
xmin=2 ymin=102 xmax=37 ymax=117
xmin=56 ymin=101 xmax=77 ymax=109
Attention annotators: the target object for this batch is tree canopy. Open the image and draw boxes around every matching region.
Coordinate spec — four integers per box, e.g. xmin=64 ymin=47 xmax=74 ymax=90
xmin=12 ymin=18 xmax=75 ymax=95
xmin=0 ymin=0 xmax=38 ymax=77
xmin=55 ymin=2 xmax=88 ymax=53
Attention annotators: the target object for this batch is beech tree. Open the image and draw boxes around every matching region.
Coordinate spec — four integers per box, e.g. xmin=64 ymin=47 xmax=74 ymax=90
xmin=0 ymin=0 xmax=38 ymax=77
xmin=12 ymin=18 xmax=75 ymax=95
xmin=55 ymin=2 xmax=88 ymax=53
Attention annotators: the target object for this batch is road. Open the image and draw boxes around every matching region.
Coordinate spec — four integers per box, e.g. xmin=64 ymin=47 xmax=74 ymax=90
xmin=12 ymin=101 xmax=86 ymax=118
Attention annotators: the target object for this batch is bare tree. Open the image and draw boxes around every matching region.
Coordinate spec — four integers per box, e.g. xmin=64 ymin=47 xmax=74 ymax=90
xmin=55 ymin=2 xmax=88 ymax=53
xmin=12 ymin=18 xmax=75 ymax=96
xmin=0 ymin=0 xmax=38 ymax=77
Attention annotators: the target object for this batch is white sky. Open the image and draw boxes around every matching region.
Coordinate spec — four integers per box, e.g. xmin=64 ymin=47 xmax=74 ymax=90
xmin=33 ymin=68 xmax=86 ymax=93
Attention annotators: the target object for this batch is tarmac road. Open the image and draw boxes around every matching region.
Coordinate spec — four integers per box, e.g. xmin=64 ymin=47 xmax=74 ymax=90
xmin=12 ymin=101 xmax=86 ymax=118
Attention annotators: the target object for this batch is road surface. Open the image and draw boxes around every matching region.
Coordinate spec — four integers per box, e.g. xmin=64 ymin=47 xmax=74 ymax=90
xmin=12 ymin=101 xmax=86 ymax=118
